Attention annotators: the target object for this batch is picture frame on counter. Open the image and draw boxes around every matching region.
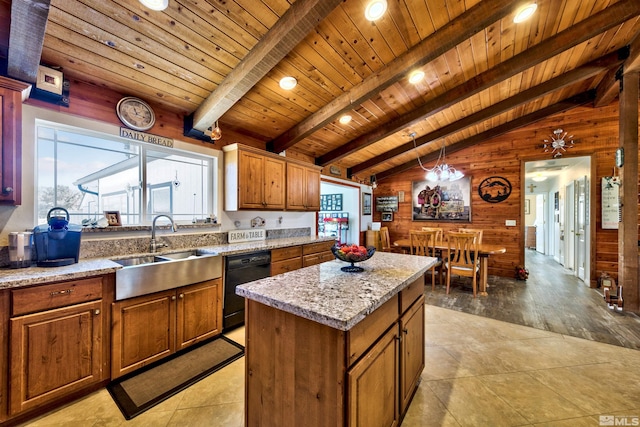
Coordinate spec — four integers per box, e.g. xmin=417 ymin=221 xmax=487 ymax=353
xmin=104 ymin=210 xmax=122 ymax=226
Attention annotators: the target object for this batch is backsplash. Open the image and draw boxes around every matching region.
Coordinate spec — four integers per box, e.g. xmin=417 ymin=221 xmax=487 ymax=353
xmin=0 ymin=227 xmax=312 ymax=267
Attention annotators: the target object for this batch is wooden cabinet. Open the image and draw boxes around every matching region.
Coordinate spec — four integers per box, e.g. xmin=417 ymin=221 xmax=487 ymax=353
xmin=111 ymin=279 xmax=222 ymax=379
xmin=286 ymin=161 xmax=321 ymax=211
xmin=525 ymin=226 xmax=536 ymax=249
xmin=245 ymin=274 xmax=425 ymax=426
xmin=302 ymin=240 xmax=335 ymax=267
xmin=0 ymin=77 xmax=31 ymax=205
xmin=7 ymin=276 xmax=111 ymax=416
xmin=224 ymin=144 xmax=286 ymax=210
xmin=271 ymin=245 xmax=302 ymax=275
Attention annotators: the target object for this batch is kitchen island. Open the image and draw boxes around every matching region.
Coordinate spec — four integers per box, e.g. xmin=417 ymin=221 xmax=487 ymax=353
xmin=237 ymin=251 xmax=437 ymax=427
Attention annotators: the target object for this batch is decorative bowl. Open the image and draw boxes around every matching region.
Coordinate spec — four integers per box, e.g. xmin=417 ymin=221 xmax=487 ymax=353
xmin=331 ymin=243 xmax=376 ymax=272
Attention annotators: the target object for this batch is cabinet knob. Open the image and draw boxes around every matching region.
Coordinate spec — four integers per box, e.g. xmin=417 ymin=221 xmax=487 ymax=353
xmin=171 ymin=295 xmax=176 ymax=301
xmin=403 ymin=328 xmax=408 ymax=334
xmin=3 ymin=187 xmax=13 ymax=193
xmin=179 ymin=293 xmax=184 ymax=299
xmin=94 ymin=309 xmax=101 ymax=315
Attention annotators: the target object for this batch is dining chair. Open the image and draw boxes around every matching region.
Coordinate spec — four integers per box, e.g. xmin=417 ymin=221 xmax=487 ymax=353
xmin=458 ymin=228 xmax=483 ymax=244
xmin=421 ymin=227 xmax=444 ymax=244
xmin=409 ymin=230 xmax=442 ymax=290
xmin=443 ymin=232 xmax=480 ymax=297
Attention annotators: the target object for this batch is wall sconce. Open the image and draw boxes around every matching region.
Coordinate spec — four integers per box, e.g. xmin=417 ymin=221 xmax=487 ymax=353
xmin=370 ymin=174 xmax=378 ymax=189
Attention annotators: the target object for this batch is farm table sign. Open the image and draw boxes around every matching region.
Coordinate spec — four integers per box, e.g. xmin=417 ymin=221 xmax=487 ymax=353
xmin=411 ymin=177 xmax=471 ymax=222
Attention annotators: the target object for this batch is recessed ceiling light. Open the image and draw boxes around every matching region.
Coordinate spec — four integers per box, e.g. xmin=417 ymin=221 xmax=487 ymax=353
xmin=139 ymin=0 xmax=169 ymax=11
xmin=514 ymin=3 xmax=537 ymax=23
xmin=365 ymin=0 xmax=387 ymax=22
xmin=279 ymin=76 xmax=297 ymax=90
xmin=339 ymin=115 xmax=352 ymax=125
xmin=408 ymin=70 xmax=425 ymax=85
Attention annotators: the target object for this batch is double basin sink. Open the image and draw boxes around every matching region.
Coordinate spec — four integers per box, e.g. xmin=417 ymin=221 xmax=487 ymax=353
xmin=112 ymin=249 xmax=222 ymax=300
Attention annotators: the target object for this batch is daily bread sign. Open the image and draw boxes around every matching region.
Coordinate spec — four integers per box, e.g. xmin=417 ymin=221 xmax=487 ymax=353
xmin=228 ymin=229 xmax=266 ymax=243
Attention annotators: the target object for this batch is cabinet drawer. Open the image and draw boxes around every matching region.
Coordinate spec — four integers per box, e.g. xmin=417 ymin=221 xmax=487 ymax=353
xmin=303 ymin=251 xmax=335 ymax=267
xmin=400 ymin=276 xmax=425 ymax=314
xmin=346 ymin=295 xmax=399 ymax=367
xmin=271 ymin=258 xmax=302 ymax=276
xmin=12 ymin=277 xmax=103 ymax=316
xmin=303 ymin=241 xmax=334 ymax=255
xmin=271 ymin=246 xmax=302 ymax=262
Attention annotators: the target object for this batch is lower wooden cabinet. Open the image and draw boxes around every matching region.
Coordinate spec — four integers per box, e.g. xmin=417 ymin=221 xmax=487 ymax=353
xmin=271 ymin=245 xmax=303 ymax=275
xmin=302 ymin=240 xmax=335 ymax=267
xmin=400 ymin=296 xmax=425 ymax=414
xmin=7 ymin=275 xmax=112 ymax=417
xmin=111 ymin=279 xmax=222 ymax=379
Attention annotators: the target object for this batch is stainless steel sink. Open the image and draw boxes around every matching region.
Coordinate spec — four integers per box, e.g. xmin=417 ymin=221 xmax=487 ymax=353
xmin=112 ymin=256 xmax=168 ymax=267
xmin=113 ymin=250 xmax=222 ymax=300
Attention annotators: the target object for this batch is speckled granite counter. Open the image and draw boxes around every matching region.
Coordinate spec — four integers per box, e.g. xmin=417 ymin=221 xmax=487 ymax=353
xmin=0 ymin=235 xmax=335 ymax=290
xmin=236 ymin=251 xmax=437 ymax=330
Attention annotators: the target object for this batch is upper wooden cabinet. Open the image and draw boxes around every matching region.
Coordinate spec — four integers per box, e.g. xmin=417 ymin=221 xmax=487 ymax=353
xmin=224 ymin=144 xmax=286 ymax=210
xmin=286 ymin=161 xmax=320 ymax=211
xmin=224 ymin=144 xmax=321 ymax=211
xmin=0 ymin=77 xmax=30 ymax=205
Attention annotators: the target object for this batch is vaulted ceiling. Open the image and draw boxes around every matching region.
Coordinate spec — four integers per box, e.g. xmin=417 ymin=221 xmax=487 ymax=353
xmin=5 ymin=0 xmax=640 ymax=183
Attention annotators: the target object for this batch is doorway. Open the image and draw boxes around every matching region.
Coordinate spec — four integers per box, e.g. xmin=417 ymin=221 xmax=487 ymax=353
xmin=319 ymin=179 xmax=361 ymax=244
xmin=524 ymin=156 xmax=591 ymax=286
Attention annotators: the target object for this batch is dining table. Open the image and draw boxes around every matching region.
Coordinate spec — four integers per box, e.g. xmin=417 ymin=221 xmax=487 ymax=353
xmin=393 ymin=239 xmax=506 ymax=296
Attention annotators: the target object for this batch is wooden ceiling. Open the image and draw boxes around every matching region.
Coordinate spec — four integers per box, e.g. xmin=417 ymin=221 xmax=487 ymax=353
xmin=6 ymin=0 xmax=640 ymax=182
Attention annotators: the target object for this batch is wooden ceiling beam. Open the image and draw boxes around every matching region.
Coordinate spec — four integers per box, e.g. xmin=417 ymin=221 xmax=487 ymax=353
xmin=371 ymin=91 xmax=596 ymax=181
xmin=190 ymin=0 xmax=343 ymax=133
xmin=319 ymin=0 xmax=640 ymax=166
xmin=349 ymin=52 xmax=623 ymax=175
xmin=268 ymin=0 xmax=517 ymax=153
xmin=595 ymin=29 xmax=640 ymax=107
xmin=7 ymin=0 xmax=51 ymax=82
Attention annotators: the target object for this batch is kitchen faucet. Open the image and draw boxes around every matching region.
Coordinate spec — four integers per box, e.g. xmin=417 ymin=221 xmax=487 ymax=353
xmin=150 ymin=214 xmax=177 ymax=252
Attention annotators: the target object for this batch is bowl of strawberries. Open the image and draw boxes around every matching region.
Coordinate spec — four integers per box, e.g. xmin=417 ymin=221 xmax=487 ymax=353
xmin=331 ymin=243 xmax=376 ymax=272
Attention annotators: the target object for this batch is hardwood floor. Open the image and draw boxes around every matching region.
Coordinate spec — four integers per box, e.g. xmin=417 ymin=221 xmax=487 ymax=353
xmin=425 ymin=249 xmax=640 ymax=350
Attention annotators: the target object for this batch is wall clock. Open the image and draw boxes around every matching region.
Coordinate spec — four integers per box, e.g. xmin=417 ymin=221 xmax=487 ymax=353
xmin=116 ymin=96 xmax=156 ymax=131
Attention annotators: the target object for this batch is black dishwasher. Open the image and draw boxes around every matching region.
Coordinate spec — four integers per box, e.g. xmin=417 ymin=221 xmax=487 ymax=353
xmin=224 ymin=251 xmax=271 ymax=331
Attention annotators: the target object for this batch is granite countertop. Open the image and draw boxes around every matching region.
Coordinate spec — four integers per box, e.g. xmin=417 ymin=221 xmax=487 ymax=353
xmin=0 ymin=235 xmax=336 ymax=290
xmin=236 ymin=252 xmax=437 ymax=331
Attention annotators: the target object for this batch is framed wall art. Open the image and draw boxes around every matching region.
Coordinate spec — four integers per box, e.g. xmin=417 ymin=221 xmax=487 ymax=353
xmin=381 ymin=212 xmax=393 ymax=222
xmin=411 ymin=177 xmax=471 ymax=222
xmin=104 ymin=210 xmax=122 ymax=226
xmin=362 ymin=192 xmax=372 ymax=215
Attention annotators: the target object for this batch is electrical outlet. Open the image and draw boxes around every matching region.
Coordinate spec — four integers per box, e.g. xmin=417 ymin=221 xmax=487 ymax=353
xmin=505 ymin=220 xmax=516 ymax=226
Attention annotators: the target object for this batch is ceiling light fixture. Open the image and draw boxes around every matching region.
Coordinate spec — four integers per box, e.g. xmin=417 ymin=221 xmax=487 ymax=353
xmin=139 ymin=0 xmax=169 ymax=11
xmin=365 ymin=0 xmax=387 ymax=21
xmin=542 ymin=128 xmax=575 ymax=158
xmin=513 ymin=3 xmax=537 ymax=23
xmin=339 ymin=114 xmax=352 ymax=125
xmin=411 ymin=132 xmax=464 ymax=182
xmin=279 ymin=76 xmax=297 ymax=90
xmin=210 ymin=121 xmax=222 ymax=141
xmin=408 ymin=70 xmax=425 ymax=85
xmin=531 ymin=173 xmax=547 ymax=182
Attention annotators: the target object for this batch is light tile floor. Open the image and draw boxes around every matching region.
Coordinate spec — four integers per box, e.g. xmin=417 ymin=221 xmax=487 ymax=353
xmin=22 ymin=306 xmax=640 ymax=427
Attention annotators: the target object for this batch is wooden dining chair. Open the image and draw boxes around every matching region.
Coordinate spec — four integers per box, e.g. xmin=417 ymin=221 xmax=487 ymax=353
xmin=458 ymin=228 xmax=483 ymax=244
xmin=443 ymin=232 xmax=480 ymax=297
xmin=379 ymin=227 xmax=393 ymax=252
xmin=421 ymin=227 xmax=443 ymax=244
xmin=409 ymin=230 xmax=442 ymax=290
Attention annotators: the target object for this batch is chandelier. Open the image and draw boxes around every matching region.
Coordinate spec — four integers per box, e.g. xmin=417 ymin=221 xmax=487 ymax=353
xmin=542 ymin=128 xmax=574 ymax=158
xmin=411 ymin=133 xmax=464 ymax=182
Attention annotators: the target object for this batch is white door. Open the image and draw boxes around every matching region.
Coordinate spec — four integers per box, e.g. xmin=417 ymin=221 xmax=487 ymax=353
xmin=535 ymin=194 xmax=545 ymax=253
xmin=575 ymin=177 xmax=588 ymax=282
xmin=564 ymin=182 xmax=575 ymax=270
xmin=558 ymin=190 xmax=564 ymax=265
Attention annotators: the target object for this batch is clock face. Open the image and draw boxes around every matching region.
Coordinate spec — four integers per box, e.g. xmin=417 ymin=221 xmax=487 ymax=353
xmin=116 ymin=97 xmax=156 ymax=131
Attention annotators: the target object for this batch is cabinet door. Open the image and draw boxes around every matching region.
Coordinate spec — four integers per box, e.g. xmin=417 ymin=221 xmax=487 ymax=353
xmin=111 ymin=290 xmax=175 ymax=379
xmin=176 ymin=279 xmax=222 ymax=351
xmin=0 ymin=83 xmax=26 ymax=205
xmin=263 ymin=156 xmax=285 ymax=209
xmin=304 ymin=166 xmax=321 ymax=211
xmin=238 ymin=150 xmax=266 ymax=209
xmin=9 ymin=300 xmax=103 ymax=415
xmin=286 ymin=162 xmax=306 ymax=210
xmin=347 ymin=326 xmax=399 ymax=427
xmin=400 ymin=296 xmax=425 ymax=415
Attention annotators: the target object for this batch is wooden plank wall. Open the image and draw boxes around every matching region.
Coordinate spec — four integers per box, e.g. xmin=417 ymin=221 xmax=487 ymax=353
xmin=371 ymin=102 xmax=635 ymax=284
